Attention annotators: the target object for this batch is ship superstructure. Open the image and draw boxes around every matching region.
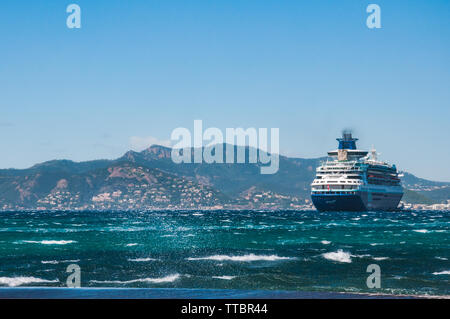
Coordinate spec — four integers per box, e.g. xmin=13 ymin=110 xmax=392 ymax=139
xmin=311 ymin=132 xmax=403 ymax=211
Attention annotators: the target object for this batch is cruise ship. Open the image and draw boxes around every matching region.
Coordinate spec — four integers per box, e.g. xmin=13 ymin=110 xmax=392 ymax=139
xmin=311 ymin=132 xmax=403 ymax=211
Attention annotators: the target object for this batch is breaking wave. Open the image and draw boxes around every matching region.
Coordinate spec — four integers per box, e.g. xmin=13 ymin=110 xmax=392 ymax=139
xmin=19 ymin=240 xmax=77 ymax=245
xmin=90 ymin=274 xmax=180 ymax=284
xmin=128 ymin=258 xmax=157 ymax=262
xmin=187 ymin=254 xmax=294 ymax=262
xmin=373 ymin=257 xmax=390 ymax=261
xmin=432 ymin=270 xmax=450 ymax=275
xmin=0 ymin=276 xmax=59 ymax=287
xmin=322 ymin=250 xmax=352 ymax=263
xmin=212 ymin=276 xmax=236 ymax=280
xmin=41 ymin=259 xmax=79 ymax=264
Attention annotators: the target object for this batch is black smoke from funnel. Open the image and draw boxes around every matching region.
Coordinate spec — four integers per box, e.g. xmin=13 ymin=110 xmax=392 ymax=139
xmin=342 ymin=128 xmax=353 ymax=140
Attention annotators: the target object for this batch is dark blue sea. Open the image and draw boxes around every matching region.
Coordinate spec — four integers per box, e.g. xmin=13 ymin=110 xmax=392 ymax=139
xmin=0 ymin=210 xmax=448 ymax=298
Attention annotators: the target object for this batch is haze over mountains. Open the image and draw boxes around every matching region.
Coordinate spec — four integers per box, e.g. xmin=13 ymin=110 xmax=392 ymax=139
xmin=0 ymin=144 xmax=448 ymax=211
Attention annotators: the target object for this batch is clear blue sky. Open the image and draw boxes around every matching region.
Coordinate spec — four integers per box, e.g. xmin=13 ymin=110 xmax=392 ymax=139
xmin=0 ymin=0 xmax=449 ymax=181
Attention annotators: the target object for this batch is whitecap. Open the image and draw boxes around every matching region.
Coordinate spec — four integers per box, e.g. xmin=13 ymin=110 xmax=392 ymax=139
xmin=373 ymin=257 xmax=390 ymax=261
xmin=435 ymin=257 xmax=448 ymax=261
xmin=413 ymin=229 xmax=429 ymax=233
xmin=432 ymin=271 xmax=450 ymax=275
xmin=0 ymin=276 xmax=59 ymax=287
xmin=322 ymin=250 xmax=352 ymax=263
xmin=327 ymin=223 xmax=339 ymax=226
xmin=41 ymin=240 xmax=77 ymax=245
xmin=126 ymin=243 xmax=138 ymax=247
xmin=321 ymin=240 xmax=331 ymax=245
xmin=187 ymin=254 xmax=294 ymax=262
xmin=128 ymin=258 xmax=157 ymax=262
xmin=90 ymin=274 xmax=180 ymax=284
xmin=41 ymin=260 xmax=59 ymax=264
xmin=20 ymin=240 xmax=77 ymax=245
xmin=212 ymin=276 xmax=236 ymax=280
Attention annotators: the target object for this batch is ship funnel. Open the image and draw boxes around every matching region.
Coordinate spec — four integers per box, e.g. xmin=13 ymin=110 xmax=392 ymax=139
xmin=337 ymin=130 xmax=358 ymax=150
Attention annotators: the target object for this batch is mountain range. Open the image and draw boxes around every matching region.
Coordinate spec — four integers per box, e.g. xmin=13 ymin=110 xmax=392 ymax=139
xmin=0 ymin=144 xmax=448 ymax=211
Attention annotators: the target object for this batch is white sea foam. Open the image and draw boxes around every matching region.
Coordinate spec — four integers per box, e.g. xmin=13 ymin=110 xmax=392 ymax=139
xmin=212 ymin=276 xmax=236 ymax=280
xmin=321 ymin=240 xmax=331 ymax=245
xmin=413 ymin=229 xmax=429 ymax=233
xmin=435 ymin=257 xmax=448 ymax=261
xmin=373 ymin=257 xmax=390 ymax=261
xmin=21 ymin=240 xmax=77 ymax=245
xmin=432 ymin=271 xmax=450 ymax=275
xmin=322 ymin=250 xmax=352 ymax=263
xmin=126 ymin=243 xmax=138 ymax=247
xmin=187 ymin=254 xmax=294 ymax=262
xmin=90 ymin=274 xmax=180 ymax=284
xmin=0 ymin=276 xmax=59 ymax=287
xmin=128 ymin=258 xmax=157 ymax=262
xmin=42 ymin=259 xmax=79 ymax=264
